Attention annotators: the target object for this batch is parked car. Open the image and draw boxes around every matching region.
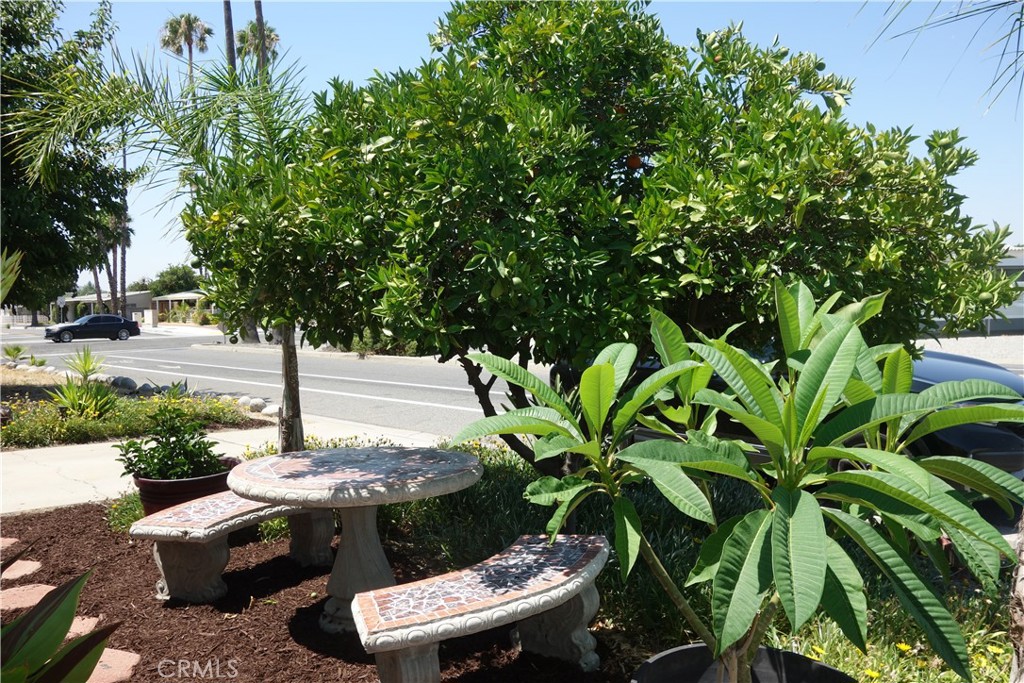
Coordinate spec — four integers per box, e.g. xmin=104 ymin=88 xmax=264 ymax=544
xmin=551 ymin=349 xmax=1024 ymax=479
xmin=45 ymin=314 xmax=140 ymax=342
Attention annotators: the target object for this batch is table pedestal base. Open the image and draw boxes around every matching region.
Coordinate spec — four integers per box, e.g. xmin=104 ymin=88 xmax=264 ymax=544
xmin=319 ymin=506 xmax=395 ymax=633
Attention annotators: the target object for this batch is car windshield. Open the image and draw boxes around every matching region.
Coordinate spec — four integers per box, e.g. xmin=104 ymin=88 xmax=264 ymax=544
xmin=73 ymin=315 xmax=94 ymax=324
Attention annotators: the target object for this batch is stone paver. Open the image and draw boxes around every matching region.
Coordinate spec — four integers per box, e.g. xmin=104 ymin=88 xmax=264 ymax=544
xmin=67 ymin=615 xmax=100 ymax=639
xmin=1 ymin=559 xmax=41 ymax=581
xmin=0 ymin=537 xmax=19 ymax=550
xmin=87 ymin=649 xmax=141 ymax=683
xmin=0 ymin=584 xmax=56 ymax=611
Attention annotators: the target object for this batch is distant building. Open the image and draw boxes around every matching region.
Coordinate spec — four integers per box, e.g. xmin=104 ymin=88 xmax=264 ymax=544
xmin=61 ymin=290 xmax=152 ymax=321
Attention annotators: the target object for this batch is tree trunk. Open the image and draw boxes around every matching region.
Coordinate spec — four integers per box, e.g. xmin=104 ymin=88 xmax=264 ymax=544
xmin=254 ymin=0 xmax=267 ymax=78
xmin=223 ymin=0 xmax=236 ymax=74
xmin=91 ymin=267 xmax=103 ymax=312
xmin=119 ymin=146 xmax=128 ymax=317
xmin=278 ymin=324 xmax=303 ymax=453
xmin=1011 ymin=510 xmax=1023 ymax=683
xmin=103 ymin=251 xmax=117 ymax=315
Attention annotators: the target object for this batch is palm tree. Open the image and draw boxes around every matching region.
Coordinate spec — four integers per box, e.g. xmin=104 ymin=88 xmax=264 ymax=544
xmin=235 ymin=19 xmax=279 ymax=63
xmin=159 ymin=13 xmax=214 ymax=85
xmin=223 ymin=1 xmax=237 ymax=74
xmin=878 ymin=1 xmax=1023 ymax=107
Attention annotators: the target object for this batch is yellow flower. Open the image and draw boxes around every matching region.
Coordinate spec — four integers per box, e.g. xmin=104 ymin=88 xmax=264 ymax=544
xmin=987 ymin=645 xmax=1004 ymax=655
xmin=864 ymin=670 xmax=881 ymax=680
xmin=812 ymin=646 xmax=826 ymax=656
xmin=896 ymin=642 xmax=911 ymax=653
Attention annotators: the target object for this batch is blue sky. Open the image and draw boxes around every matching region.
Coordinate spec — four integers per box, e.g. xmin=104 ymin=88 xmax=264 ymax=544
xmin=58 ymin=1 xmax=1024 ymax=286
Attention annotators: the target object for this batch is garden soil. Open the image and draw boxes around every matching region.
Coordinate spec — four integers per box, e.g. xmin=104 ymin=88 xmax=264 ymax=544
xmin=0 ymin=504 xmax=632 ymax=683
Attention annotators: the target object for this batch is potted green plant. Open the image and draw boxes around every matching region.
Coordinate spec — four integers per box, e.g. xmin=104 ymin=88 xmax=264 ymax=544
xmin=453 ymin=279 xmax=1024 ymax=683
xmin=116 ymin=404 xmax=237 ymax=515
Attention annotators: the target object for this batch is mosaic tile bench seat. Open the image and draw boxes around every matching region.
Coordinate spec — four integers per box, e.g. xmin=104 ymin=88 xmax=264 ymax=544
xmin=352 ymin=534 xmax=609 ymax=683
xmin=129 ymin=490 xmax=335 ymax=603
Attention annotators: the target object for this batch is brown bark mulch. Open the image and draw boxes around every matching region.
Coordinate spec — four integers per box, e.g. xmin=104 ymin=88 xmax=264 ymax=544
xmin=0 ymin=504 xmax=634 ymax=682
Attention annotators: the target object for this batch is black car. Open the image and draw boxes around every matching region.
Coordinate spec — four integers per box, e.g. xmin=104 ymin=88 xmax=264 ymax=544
xmin=44 ymin=314 xmax=141 ymax=342
xmin=552 ymin=349 xmax=1024 ymax=479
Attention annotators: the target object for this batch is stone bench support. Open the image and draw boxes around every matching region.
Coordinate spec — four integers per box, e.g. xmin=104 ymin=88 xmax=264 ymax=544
xmin=130 ymin=491 xmax=335 ymax=603
xmin=352 ymin=534 xmax=608 ymax=683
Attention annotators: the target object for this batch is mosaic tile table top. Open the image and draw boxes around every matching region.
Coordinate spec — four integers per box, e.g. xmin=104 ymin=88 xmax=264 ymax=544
xmin=353 ymin=534 xmax=610 ymax=653
xmin=228 ymin=447 xmax=483 ymax=508
xmin=130 ymin=490 xmax=301 ymax=542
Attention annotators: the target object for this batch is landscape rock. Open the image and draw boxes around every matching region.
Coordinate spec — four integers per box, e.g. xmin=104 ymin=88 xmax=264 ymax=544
xmin=261 ymin=404 xmax=281 ymax=416
xmin=112 ymin=376 xmax=137 ymax=392
xmin=237 ymin=396 xmax=252 ymax=407
xmin=137 ymin=384 xmax=156 ymax=396
xmin=248 ymin=398 xmax=267 ymax=412
xmin=26 ymin=366 xmax=44 ymax=373
xmin=93 ymin=373 xmax=114 ymax=384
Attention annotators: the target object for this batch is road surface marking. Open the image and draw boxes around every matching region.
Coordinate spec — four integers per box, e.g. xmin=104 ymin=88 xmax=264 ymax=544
xmin=98 ymin=364 xmax=483 ymax=413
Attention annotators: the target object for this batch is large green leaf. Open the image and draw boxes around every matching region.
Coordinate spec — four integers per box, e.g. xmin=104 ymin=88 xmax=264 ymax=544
xmin=610 ymin=360 xmax=702 ymax=444
xmin=820 ymin=539 xmax=867 ymax=652
xmin=793 ymin=321 xmax=862 ymax=433
xmin=524 ymin=476 xmax=596 ymax=506
xmin=692 ymin=389 xmax=785 ymax=461
xmin=712 ymin=509 xmax=773 ymax=656
xmin=450 ymin=410 xmax=573 ymax=444
xmin=831 ymin=290 xmax=888 ymax=327
xmin=944 ymin=524 xmax=1001 ymax=594
xmin=774 ymin=279 xmax=803 ymax=359
xmin=580 ymin=363 xmax=615 ymax=440
xmin=650 ymin=309 xmax=705 ymax=401
xmin=904 ymin=404 xmax=1024 ymax=445
xmin=544 ymin=486 xmax=598 ymax=538
xmin=813 ymin=393 xmax=928 ymax=446
xmin=882 ymin=348 xmax=914 ymax=395
xmin=616 ymin=440 xmax=762 ymax=491
xmin=1 ymin=572 xmax=90 ymax=674
xmin=915 ymin=378 xmax=1023 ymax=405
xmin=808 ymin=446 xmax=934 ymax=492
xmin=613 ymin=497 xmax=643 ymax=581
xmin=686 ymin=515 xmax=744 ymax=586
xmin=771 ymin=488 xmax=826 ymax=631
xmin=30 ymin=621 xmax=120 ymax=683
xmin=622 ymin=456 xmax=714 ymax=524
xmin=593 ymin=342 xmax=637 ymax=396
xmin=533 ymin=434 xmax=583 ymax=462
xmin=818 ymin=480 xmax=941 ymax=541
xmin=918 ymin=456 xmax=1024 ymax=515
xmin=689 ymin=342 xmax=782 ymax=422
xmin=824 ymin=509 xmax=970 ymax=680
xmin=467 ymin=352 xmax=575 ymax=423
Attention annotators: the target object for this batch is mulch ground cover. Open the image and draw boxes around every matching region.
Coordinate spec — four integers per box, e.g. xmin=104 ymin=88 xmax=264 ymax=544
xmin=1 ymin=504 xmax=634 ymax=682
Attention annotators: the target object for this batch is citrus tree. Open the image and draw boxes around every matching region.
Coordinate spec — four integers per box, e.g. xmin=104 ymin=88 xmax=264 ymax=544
xmin=297 ymin=1 xmax=1017 ymax=467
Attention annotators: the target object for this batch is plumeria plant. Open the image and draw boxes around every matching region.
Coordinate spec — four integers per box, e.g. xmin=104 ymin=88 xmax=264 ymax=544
xmin=453 ymin=279 xmax=1024 ymax=683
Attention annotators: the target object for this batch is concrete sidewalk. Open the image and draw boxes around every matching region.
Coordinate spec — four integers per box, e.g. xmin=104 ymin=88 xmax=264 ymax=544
xmin=0 ymin=414 xmax=440 ymax=515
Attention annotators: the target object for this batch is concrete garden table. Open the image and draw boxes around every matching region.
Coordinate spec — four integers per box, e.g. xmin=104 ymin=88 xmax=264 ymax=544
xmin=227 ymin=446 xmax=483 ymax=633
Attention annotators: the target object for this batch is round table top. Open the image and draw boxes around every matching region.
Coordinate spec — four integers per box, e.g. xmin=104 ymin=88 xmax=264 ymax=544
xmin=227 ymin=447 xmax=483 ymax=508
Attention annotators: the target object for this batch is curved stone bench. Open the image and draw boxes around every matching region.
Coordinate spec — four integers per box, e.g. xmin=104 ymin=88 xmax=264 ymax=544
xmin=352 ymin=534 xmax=609 ymax=683
xmin=129 ymin=490 xmax=335 ymax=603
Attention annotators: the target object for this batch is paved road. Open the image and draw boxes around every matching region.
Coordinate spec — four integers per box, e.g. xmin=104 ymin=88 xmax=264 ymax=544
xmin=0 ymin=326 xmax=508 ymax=440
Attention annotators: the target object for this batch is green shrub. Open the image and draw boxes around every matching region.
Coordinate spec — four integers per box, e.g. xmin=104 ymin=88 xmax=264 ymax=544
xmin=114 ymin=405 xmax=225 ymax=479
xmin=106 ymin=492 xmax=144 ymax=533
xmin=3 ymin=344 xmax=26 ymax=362
xmin=46 ymin=380 xmax=118 ymax=419
xmin=0 ymin=394 xmax=252 ymax=449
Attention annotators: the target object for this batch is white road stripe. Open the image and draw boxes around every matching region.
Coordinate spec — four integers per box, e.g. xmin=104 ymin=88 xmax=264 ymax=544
xmin=99 ymin=364 xmax=483 ymax=413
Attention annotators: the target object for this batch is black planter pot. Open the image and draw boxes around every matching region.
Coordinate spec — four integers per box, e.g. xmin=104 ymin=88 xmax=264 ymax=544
xmin=133 ymin=457 xmax=241 ymax=516
xmin=631 ymin=644 xmax=856 ymax=683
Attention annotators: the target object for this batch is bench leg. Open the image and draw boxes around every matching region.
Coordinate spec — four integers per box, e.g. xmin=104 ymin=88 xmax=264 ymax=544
xmin=288 ymin=510 xmax=335 ymax=567
xmin=513 ymin=581 xmax=601 ymax=672
xmin=152 ymin=539 xmax=229 ymax=603
xmin=320 ymin=505 xmax=395 ymax=633
xmin=374 ymin=644 xmax=440 ymax=683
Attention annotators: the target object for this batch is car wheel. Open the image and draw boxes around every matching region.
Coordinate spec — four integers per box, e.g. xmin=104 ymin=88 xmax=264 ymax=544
xmin=117 ymin=329 xmax=129 ymax=341
xmin=59 ymin=330 xmax=73 ymax=343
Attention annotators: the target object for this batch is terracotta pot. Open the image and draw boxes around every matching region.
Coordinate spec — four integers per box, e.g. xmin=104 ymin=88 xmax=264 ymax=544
xmin=630 ymin=644 xmax=855 ymax=683
xmin=134 ymin=458 xmax=240 ymax=516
